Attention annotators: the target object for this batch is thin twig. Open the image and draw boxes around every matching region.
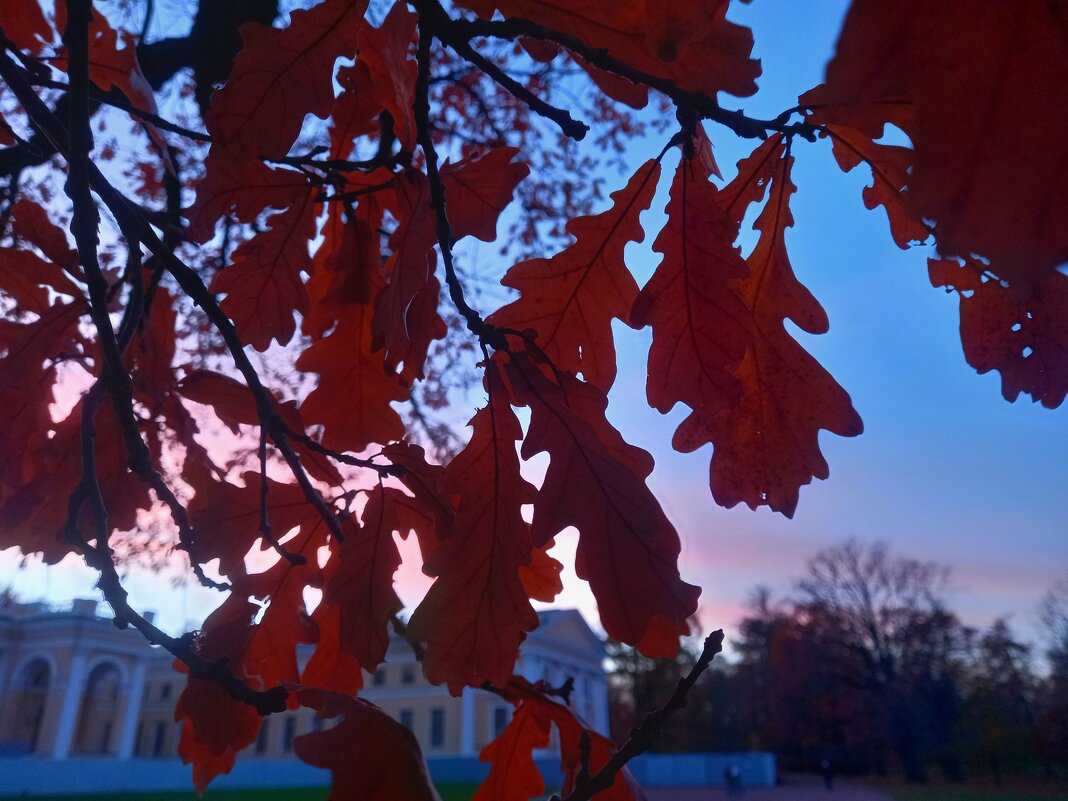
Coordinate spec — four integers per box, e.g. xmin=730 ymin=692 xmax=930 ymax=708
xmin=27 ymin=73 xmax=212 ymax=141
xmin=413 ymin=20 xmax=506 ymax=350
xmin=554 ymin=630 xmax=725 ymax=801
xmin=452 ymin=15 xmax=818 ymax=142
xmin=415 ymin=0 xmax=588 ymax=141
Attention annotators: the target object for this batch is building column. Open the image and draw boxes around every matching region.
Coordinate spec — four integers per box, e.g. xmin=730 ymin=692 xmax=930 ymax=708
xmin=51 ymin=650 xmax=87 ymax=760
xmin=116 ymin=658 xmax=147 ymax=759
xmin=593 ymin=673 xmax=610 ymax=735
xmin=459 ymin=687 xmax=476 ymax=756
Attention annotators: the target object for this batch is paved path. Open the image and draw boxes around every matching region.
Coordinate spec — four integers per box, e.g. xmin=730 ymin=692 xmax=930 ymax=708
xmin=646 ymin=774 xmax=895 ymax=801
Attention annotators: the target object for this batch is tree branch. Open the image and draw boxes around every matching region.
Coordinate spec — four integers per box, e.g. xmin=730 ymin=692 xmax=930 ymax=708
xmin=415 ymin=0 xmax=588 ymax=141
xmin=452 ymin=15 xmax=818 ymax=142
xmin=413 ymin=18 xmax=507 ymax=351
xmin=555 ymin=630 xmax=725 ymax=801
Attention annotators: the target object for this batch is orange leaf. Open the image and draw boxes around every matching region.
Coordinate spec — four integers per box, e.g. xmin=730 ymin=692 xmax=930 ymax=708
xmin=632 ymin=135 xmax=751 ymax=417
xmin=186 ymin=158 xmax=308 ymax=244
xmin=211 ymin=193 xmax=318 ymax=350
xmin=505 ymin=350 xmax=699 ymax=657
xmin=459 ymin=0 xmax=758 ymax=102
xmin=674 ymin=137 xmax=862 ymax=516
xmin=520 ymin=542 xmax=564 ymax=603
xmin=473 ymin=702 xmax=551 ymax=801
xmin=0 ymin=1 xmax=52 ymax=54
xmin=490 ymin=159 xmax=661 ymax=391
xmin=930 ymin=260 xmax=1068 ymax=410
xmin=819 ymin=0 xmax=1068 ymax=293
xmin=315 ymin=485 xmax=417 ymax=669
xmin=203 ymin=0 xmax=367 ymax=160
xmin=293 ymin=690 xmax=440 ymax=801
xmin=407 ymin=361 xmax=539 ymax=692
xmin=297 ymin=307 xmax=408 ymax=452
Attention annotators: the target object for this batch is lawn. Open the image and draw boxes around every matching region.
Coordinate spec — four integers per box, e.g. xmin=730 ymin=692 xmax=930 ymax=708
xmin=879 ymin=779 xmax=1068 ymax=801
xmin=6 ymin=785 xmax=479 ymax=801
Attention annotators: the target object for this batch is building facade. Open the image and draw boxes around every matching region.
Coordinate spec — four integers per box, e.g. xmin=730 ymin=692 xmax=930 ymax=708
xmin=0 ymin=600 xmax=608 ymax=761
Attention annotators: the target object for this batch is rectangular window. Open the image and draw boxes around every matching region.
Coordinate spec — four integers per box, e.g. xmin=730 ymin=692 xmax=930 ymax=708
xmin=282 ymin=716 xmax=297 ymax=753
xmin=401 ymin=665 xmax=416 ymax=685
xmin=153 ymin=721 xmax=166 ymax=756
xmin=134 ymin=723 xmax=143 ymax=757
xmin=399 ymin=709 xmax=414 ymax=730
xmin=373 ymin=667 xmax=386 ymax=686
xmin=430 ymin=708 xmax=445 ymax=749
xmin=255 ymin=719 xmax=270 ymax=754
xmin=494 ymin=706 xmax=509 ymax=737
xmin=160 ymin=683 xmax=172 ymax=701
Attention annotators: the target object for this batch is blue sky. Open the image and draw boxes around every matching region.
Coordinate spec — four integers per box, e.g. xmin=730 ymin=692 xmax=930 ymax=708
xmin=4 ymin=1 xmax=1066 ymax=646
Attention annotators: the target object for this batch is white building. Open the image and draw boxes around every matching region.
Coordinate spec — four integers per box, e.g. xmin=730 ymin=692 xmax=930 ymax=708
xmin=0 ymin=599 xmax=609 ymax=761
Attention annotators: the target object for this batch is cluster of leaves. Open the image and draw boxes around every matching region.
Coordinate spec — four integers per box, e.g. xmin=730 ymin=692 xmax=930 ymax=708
xmin=0 ymin=0 xmax=1064 ymax=799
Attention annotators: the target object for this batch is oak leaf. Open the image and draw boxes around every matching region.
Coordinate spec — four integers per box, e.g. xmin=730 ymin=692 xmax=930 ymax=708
xmin=490 ymin=159 xmax=662 ymax=391
xmin=504 ymin=350 xmax=699 ymax=657
xmin=407 ymin=361 xmax=539 ymax=692
xmin=674 ymin=137 xmax=862 ymax=516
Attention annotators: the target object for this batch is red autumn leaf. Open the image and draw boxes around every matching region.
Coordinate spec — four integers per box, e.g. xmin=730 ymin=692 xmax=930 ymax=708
xmin=50 ymin=7 xmax=167 ymax=161
xmin=374 ymin=149 xmax=527 ymax=375
xmin=673 ymin=136 xmax=862 ymax=517
xmin=8 ymin=199 xmax=79 ymax=273
xmin=126 ymin=288 xmax=179 ymax=407
xmin=185 ymin=159 xmax=308 ymax=244
xmin=0 ymin=249 xmax=81 ymax=314
xmin=240 ymin=516 xmax=331 ymax=691
xmin=174 ymin=595 xmax=264 ymax=792
xmin=819 ymin=121 xmax=930 ymax=251
xmin=930 ymin=260 xmax=1068 ymax=410
xmin=490 ymin=159 xmax=662 ymax=391
xmin=357 ymin=3 xmax=419 ymax=150
xmin=175 ymin=369 xmax=259 ymax=434
xmin=0 ymin=303 xmax=84 ymax=493
xmin=631 ymin=133 xmax=751 ymax=418
xmin=440 ymin=147 xmax=532 ymax=242
xmin=203 ymin=0 xmax=367 ymax=161
xmin=293 ymin=690 xmax=440 ymax=801
xmin=315 ymin=484 xmax=417 ymax=670
xmin=297 ymin=307 xmax=409 ymax=452
xmin=329 ymin=61 xmax=386 ymax=160
xmin=459 ymin=0 xmax=759 ymax=101
xmin=519 ymin=541 xmax=564 ymax=603
xmin=305 ymin=199 xmax=385 ymax=338
xmin=175 ymin=678 xmax=262 ymax=795
xmin=175 ymin=368 xmax=340 ymax=486
xmin=819 ymin=0 xmax=1068 ymax=294
xmin=177 ymin=515 xmax=336 ymax=791
xmin=473 ymin=701 xmax=552 ymax=801
xmin=380 ymin=441 xmax=456 ymax=562
xmin=211 ymin=193 xmax=318 ymax=350
xmin=186 ymin=472 xmax=314 ymax=580
xmin=407 ymin=361 xmax=539 ymax=692
xmin=478 ymin=676 xmax=643 ymax=801
xmin=302 ymin=603 xmax=364 ymax=695
xmin=556 ymin=714 xmax=644 ymax=801
xmin=0 ymin=1 xmax=52 ymax=54
xmin=504 ymin=350 xmax=699 ymax=657
xmin=0 ymin=393 xmax=154 ymax=563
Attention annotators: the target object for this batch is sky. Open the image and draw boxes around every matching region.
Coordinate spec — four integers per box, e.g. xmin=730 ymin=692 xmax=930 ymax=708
xmin=4 ymin=1 xmax=1066 ymax=649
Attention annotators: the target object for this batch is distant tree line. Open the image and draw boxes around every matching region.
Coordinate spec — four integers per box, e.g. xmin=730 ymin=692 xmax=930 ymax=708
xmin=607 ymin=540 xmax=1068 ymax=784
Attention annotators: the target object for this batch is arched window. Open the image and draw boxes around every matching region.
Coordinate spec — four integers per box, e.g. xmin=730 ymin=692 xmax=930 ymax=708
xmin=73 ymin=662 xmax=122 ymax=755
xmin=9 ymin=658 xmax=51 ymax=754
